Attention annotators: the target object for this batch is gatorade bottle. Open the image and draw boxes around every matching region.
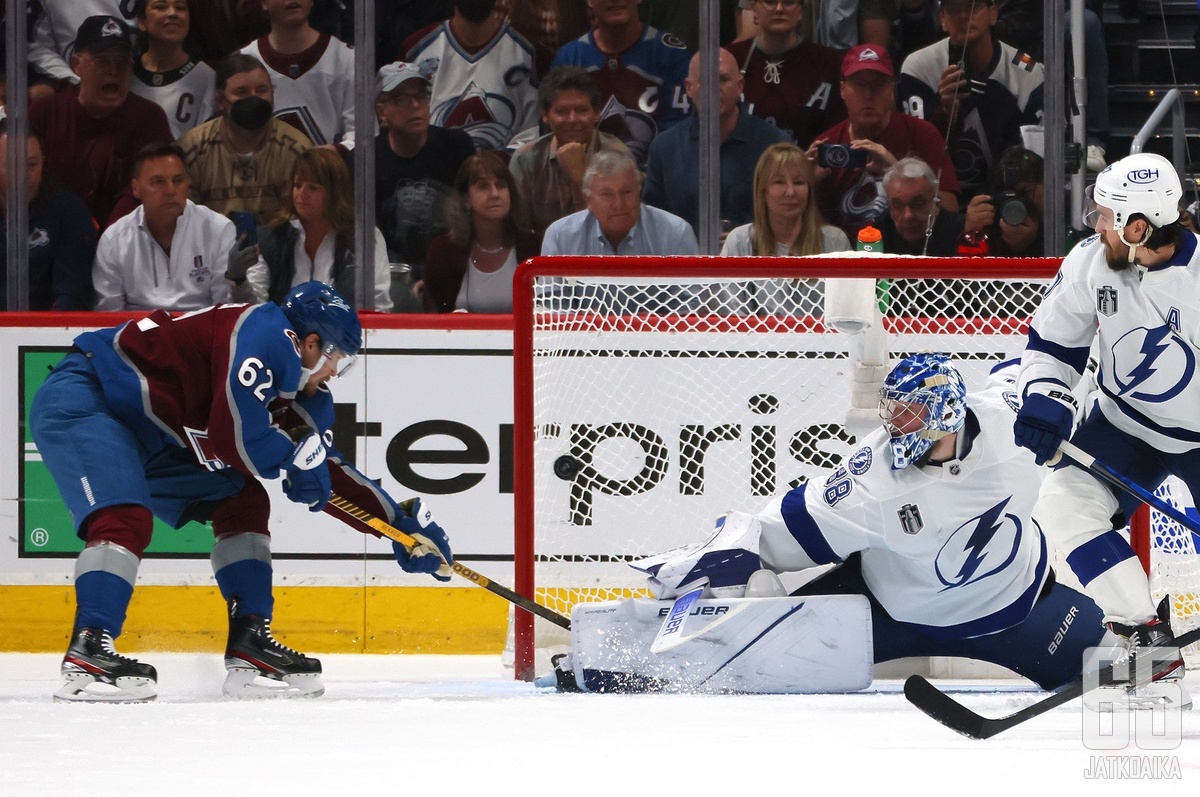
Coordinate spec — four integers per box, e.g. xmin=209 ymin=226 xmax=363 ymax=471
xmin=856 ymin=225 xmax=889 ymax=311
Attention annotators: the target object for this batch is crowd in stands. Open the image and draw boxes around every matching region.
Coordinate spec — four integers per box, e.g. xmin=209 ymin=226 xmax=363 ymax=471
xmin=0 ymin=0 xmax=1093 ymax=315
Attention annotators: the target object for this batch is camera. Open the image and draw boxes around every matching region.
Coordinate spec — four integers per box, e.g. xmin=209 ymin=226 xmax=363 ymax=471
xmin=817 ymin=143 xmax=868 ymax=169
xmin=989 ymin=190 xmax=1028 ymax=226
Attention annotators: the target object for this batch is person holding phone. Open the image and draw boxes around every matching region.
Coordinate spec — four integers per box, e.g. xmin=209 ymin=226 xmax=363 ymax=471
xmin=809 ymin=44 xmax=960 ymax=242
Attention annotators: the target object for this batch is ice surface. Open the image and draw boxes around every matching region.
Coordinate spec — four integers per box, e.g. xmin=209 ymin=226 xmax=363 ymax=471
xmin=2 ymin=653 xmax=1199 ymax=793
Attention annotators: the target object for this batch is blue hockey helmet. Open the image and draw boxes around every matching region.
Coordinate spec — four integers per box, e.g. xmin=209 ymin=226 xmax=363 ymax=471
xmin=878 ymin=353 xmax=967 ymax=469
xmin=282 ymin=281 xmax=362 ymax=375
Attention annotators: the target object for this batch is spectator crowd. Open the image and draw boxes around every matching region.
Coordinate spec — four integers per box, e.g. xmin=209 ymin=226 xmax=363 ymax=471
xmin=1 ymin=0 xmax=1080 ymax=315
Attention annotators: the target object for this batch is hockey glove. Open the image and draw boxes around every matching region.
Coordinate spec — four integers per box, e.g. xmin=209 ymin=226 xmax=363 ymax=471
xmin=392 ymin=498 xmax=453 ymax=582
xmin=1013 ymin=391 xmax=1077 ymax=466
xmin=630 ymin=510 xmax=763 ymax=599
xmin=283 ymin=430 xmax=331 ymax=511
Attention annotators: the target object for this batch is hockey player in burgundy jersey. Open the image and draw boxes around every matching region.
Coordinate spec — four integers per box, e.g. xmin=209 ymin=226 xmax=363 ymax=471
xmin=32 ymin=282 xmax=453 ymax=702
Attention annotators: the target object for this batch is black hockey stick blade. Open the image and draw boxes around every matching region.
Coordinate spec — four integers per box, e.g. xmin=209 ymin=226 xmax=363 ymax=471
xmin=904 ymin=625 xmax=1200 ymax=739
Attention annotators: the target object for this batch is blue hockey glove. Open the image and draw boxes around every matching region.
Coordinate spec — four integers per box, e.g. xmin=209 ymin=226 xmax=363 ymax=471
xmin=1013 ymin=391 xmax=1077 ymax=466
xmin=283 ymin=431 xmax=331 ymax=511
xmin=391 ymin=498 xmax=453 ymax=582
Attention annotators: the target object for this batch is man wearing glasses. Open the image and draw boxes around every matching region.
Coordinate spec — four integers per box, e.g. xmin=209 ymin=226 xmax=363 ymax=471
xmin=898 ymin=0 xmax=1045 ymax=195
xmin=29 ymin=15 xmax=173 ymax=230
xmin=374 ymin=61 xmax=475 ymax=287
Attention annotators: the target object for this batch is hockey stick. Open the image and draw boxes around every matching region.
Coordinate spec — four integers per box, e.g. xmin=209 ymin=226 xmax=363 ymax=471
xmin=1056 ymin=439 xmax=1200 ymax=537
xmin=904 ymin=626 xmax=1200 ymax=739
xmin=324 ymin=494 xmax=572 ymax=631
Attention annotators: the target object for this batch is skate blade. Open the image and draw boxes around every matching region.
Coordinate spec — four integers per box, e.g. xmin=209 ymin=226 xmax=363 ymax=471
xmin=222 ymin=667 xmax=324 ymax=700
xmin=53 ymin=672 xmax=157 ymax=703
xmin=1084 ymin=683 xmax=1193 ymax=712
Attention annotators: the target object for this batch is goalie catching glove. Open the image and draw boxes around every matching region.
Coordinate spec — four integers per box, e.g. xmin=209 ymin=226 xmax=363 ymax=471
xmin=283 ymin=429 xmax=331 ymax=512
xmin=392 ymin=498 xmax=453 ymax=581
xmin=629 ymin=510 xmax=763 ymax=599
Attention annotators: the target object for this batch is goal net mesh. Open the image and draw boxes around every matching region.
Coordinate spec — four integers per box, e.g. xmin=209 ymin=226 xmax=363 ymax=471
xmin=510 ymin=255 xmax=1198 ymax=674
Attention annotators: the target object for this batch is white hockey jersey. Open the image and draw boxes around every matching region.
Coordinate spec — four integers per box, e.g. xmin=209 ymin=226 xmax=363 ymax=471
xmin=757 ymin=385 xmax=1049 ymax=638
xmin=407 ymin=21 xmax=540 ymax=151
xmin=242 ymin=33 xmax=356 ymax=149
xmin=131 ymin=59 xmax=216 ymax=139
xmin=1018 ymin=231 xmax=1200 ymax=454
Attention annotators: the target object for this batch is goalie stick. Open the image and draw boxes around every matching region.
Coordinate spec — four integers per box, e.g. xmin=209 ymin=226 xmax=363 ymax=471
xmin=904 ymin=626 xmax=1200 ymax=739
xmin=324 ymin=494 xmax=572 ymax=630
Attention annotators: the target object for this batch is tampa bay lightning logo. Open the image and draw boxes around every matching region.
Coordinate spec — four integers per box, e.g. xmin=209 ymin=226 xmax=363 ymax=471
xmin=1110 ymin=325 xmax=1196 ymax=403
xmin=934 ymin=496 xmax=1023 ymax=589
xmin=848 ymin=446 xmax=872 ymax=475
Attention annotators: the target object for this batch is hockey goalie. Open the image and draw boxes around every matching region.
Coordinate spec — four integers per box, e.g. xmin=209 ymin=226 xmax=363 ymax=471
xmin=546 ymin=353 xmax=1151 ymax=696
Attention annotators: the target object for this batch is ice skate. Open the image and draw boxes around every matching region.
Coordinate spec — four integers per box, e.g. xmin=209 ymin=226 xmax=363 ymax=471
xmin=223 ymin=612 xmax=323 ymax=699
xmin=1108 ymin=597 xmax=1187 ymax=684
xmin=54 ymin=627 xmax=157 ymax=703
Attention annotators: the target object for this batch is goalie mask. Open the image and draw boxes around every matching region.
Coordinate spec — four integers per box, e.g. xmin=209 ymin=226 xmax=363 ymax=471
xmin=878 ymin=353 xmax=967 ymax=469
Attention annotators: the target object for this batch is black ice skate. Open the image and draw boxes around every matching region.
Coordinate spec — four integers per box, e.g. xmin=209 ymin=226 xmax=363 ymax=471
xmin=55 ymin=627 xmax=157 ymax=703
xmin=1101 ymin=596 xmax=1191 ymax=711
xmin=223 ymin=612 xmax=323 ymax=699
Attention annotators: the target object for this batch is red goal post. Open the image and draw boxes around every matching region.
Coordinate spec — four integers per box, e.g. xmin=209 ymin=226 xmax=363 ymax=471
xmin=510 ymin=255 xmax=1180 ymax=679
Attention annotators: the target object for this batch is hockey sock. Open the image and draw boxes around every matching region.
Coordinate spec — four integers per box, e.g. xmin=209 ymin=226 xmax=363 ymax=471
xmin=73 ymin=542 xmax=139 ymax=637
xmin=212 ymin=533 xmax=274 ymax=618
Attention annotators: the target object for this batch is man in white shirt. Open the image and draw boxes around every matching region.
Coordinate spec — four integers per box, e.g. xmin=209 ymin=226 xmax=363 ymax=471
xmin=93 ymin=143 xmax=235 ymax=311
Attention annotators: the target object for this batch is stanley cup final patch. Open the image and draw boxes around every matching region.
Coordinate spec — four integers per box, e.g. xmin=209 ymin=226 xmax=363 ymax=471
xmin=1097 ymin=286 xmax=1118 ymax=316
xmin=898 ymin=503 xmax=923 ymax=535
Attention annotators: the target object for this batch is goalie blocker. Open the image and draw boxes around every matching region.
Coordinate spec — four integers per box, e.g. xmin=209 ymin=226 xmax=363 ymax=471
xmin=554 ymin=590 xmax=873 ymax=694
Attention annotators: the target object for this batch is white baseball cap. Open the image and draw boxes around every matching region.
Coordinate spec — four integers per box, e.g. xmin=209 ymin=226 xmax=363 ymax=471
xmin=376 ymin=62 xmax=431 ymax=96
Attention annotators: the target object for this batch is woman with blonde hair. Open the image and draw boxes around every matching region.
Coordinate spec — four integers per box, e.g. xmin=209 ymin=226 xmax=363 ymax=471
xmin=720 ymin=142 xmax=850 ymax=314
xmin=421 ymin=151 xmax=541 ymax=313
xmin=237 ymin=148 xmax=393 ymax=310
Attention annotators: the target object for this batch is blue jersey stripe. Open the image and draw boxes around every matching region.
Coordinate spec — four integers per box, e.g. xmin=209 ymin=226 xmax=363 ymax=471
xmin=1065 ymin=529 xmax=1137 ymax=586
xmin=1026 ymin=327 xmax=1090 ymax=375
xmin=1098 ymin=383 xmax=1200 ymax=444
xmin=780 ymin=484 xmax=843 ymax=566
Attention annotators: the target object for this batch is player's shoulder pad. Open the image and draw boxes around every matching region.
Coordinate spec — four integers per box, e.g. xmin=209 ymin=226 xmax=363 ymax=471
xmin=236 ymin=303 xmax=305 ymax=396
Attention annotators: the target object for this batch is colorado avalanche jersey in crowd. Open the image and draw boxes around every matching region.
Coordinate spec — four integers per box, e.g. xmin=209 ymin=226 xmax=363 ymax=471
xmin=1018 ymin=231 xmax=1200 ymax=455
xmin=724 ymin=38 xmax=846 ymax=147
xmin=757 ymin=385 xmax=1049 ymax=639
xmin=71 ymin=303 xmax=320 ymax=481
xmin=551 ymin=26 xmax=691 ymax=165
xmin=131 ymin=58 xmax=217 ymax=139
xmin=898 ymin=37 xmax=1043 ymax=192
xmin=243 ymin=33 xmax=356 ymax=148
xmin=406 ymin=20 xmax=540 ymax=151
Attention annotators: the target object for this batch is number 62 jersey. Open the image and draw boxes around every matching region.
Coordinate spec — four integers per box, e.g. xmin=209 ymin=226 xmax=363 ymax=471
xmin=756 ymin=386 xmax=1050 ymax=640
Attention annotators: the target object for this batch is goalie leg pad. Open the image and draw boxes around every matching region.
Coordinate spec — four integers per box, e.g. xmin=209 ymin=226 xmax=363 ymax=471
xmin=568 ymin=594 xmax=873 ymax=693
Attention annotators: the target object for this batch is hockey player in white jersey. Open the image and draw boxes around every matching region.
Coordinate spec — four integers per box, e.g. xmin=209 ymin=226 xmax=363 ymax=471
xmin=556 ymin=354 xmax=1116 ymax=693
xmin=1015 ymin=151 xmax=1195 ymax=682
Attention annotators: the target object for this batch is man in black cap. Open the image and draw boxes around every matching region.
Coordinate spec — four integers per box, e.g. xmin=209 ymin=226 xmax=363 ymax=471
xmin=29 ymin=15 xmax=174 ymax=230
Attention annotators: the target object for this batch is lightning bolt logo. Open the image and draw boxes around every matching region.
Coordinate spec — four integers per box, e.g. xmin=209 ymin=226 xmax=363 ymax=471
xmin=1122 ymin=326 xmax=1171 ymax=392
xmin=1111 ymin=325 xmax=1195 ymax=403
xmin=935 ymin=497 xmax=1022 ymax=589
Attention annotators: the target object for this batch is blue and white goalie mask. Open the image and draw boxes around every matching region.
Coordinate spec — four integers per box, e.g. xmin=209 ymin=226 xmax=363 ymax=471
xmin=878 ymin=353 xmax=967 ymax=469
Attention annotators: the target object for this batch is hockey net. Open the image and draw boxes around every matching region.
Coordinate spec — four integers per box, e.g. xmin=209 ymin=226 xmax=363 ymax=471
xmin=510 ymin=255 xmax=1199 ymax=678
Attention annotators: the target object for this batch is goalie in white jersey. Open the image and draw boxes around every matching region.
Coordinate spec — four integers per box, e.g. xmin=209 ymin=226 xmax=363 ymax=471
xmin=1015 ymin=151 xmax=1195 ymax=680
xmin=627 ymin=354 xmax=1110 ymax=691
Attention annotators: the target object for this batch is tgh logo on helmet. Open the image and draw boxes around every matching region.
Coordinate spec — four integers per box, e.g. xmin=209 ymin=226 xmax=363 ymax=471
xmin=1127 ymin=168 xmax=1159 ymax=184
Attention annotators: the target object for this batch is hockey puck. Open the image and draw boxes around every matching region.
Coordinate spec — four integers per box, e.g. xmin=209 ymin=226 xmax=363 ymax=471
xmin=553 ymin=455 xmax=583 ymax=480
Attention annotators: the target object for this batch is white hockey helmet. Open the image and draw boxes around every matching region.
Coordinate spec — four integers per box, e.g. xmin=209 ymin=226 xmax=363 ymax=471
xmin=1086 ymin=152 xmax=1181 ymax=232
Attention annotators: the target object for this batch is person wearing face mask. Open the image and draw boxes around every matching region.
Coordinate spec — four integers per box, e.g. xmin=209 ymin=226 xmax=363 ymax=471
xmin=403 ymin=0 xmax=548 ymax=151
xmin=178 ymin=53 xmax=314 ymax=233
